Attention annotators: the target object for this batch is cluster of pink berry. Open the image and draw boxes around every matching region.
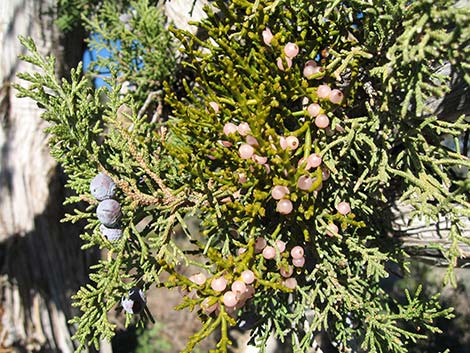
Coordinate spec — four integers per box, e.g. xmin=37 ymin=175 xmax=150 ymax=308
xmin=263 ymin=27 xmax=344 ymax=131
xmin=219 ymin=118 xmax=332 ymax=215
xmin=270 ymin=153 xmax=328 ymax=216
xmin=212 ymin=30 xmax=349 ymax=218
xmin=253 ymin=238 xmax=305 ymax=289
xmin=324 ymin=201 xmax=352 ymax=236
xmin=188 ymin=269 xmax=257 ymax=315
xmin=221 ymin=121 xmax=270 ymax=166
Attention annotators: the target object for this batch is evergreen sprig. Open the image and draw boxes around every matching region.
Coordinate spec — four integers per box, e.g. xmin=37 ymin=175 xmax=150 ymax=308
xmin=16 ymin=0 xmax=469 ymax=352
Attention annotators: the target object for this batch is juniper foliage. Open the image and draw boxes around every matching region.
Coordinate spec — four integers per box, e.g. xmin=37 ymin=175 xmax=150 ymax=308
xmin=15 ymin=0 xmax=470 ymax=352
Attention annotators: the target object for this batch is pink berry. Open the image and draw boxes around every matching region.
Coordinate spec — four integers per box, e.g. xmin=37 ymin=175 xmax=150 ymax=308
xmin=303 ymin=65 xmax=317 ymax=78
xmin=283 ymin=277 xmax=298 ymax=289
xmin=279 ymin=136 xmax=288 ymax=150
xmin=275 ymin=240 xmax=286 ymax=253
xmin=262 ymin=246 xmax=276 ymax=260
xmin=290 ymin=246 xmax=304 ymax=259
xmin=315 ymin=114 xmax=330 ymax=129
xmin=223 ymin=291 xmax=238 ymax=307
xmin=307 ymin=103 xmax=321 ymax=117
xmin=292 ymin=257 xmax=305 ymax=267
xmin=277 ymin=57 xmax=292 ymax=71
xmin=284 ymin=42 xmax=299 ymax=58
xmin=326 ymin=223 xmax=339 ymax=237
xmin=241 ymin=270 xmax=255 ymax=284
xmin=329 ymin=89 xmax=344 ymax=104
xmin=276 ymin=199 xmax=293 ymax=214
xmin=286 ymin=136 xmax=299 ymax=150
xmin=201 ymin=298 xmax=218 ymax=314
xmin=262 ymin=28 xmax=273 ymax=45
xmin=189 ymin=273 xmax=206 ymax=286
xmin=252 ymin=154 xmax=268 ymax=164
xmin=305 ymin=60 xmax=317 ymax=68
xmin=209 ymin=101 xmax=219 ymax=113
xmin=238 ymin=122 xmax=251 ymax=136
xmin=231 ymin=280 xmax=247 ymax=294
xmin=297 ymin=175 xmax=314 ymax=191
xmin=223 ymin=122 xmax=238 ymax=136
xmin=255 ymin=237 xmax=267 ymax=252
xmin=317 ymin=84 xmax=331 ymax=99
xmin=246 ymin=135 xmax=259 ymax=146
xmin=336 ymin=201 xmax=351 ymax=215
xmin=280 ymin=265 xmax=293 ymax=278
xmin=307 ymin=153 xmax=322 ymax=169
xmin=211 ymin=277 xmax=228 ymax=292
xmin=239 ymin=144 xmax=255 ymax=159
xmin=271 ymin=185 xmax=289 ymax=200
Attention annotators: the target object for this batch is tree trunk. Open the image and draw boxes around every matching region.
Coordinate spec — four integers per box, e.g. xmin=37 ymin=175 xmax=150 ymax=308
xmin=0 ymin=1 xmax=100 ymax=352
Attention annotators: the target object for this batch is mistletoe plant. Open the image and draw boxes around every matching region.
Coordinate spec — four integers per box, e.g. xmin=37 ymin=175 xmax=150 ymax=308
xmin=16 ymin=0 xmax=470 ymax=352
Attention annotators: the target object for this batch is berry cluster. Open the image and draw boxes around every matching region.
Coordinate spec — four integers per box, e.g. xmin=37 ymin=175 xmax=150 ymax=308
xmin=255 ymin=238 xmax=303 ymax=289
xmin=219 ymin=117 xmax=333 ymax=217
xmin=90 ymin=173 xmax=123 ymax=241
xmin=188 ymin=268 xmax=257 ymax=315
xmin=211 ymin=30 xmax=349 ymax=221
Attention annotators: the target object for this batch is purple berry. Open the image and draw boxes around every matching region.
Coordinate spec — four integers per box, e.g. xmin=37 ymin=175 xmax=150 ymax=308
xmin=90 ymin=173 xmax=116 ymax=201
xmin=96 ymin=199 xmax=122 ymax=227
xmin=100 ymin=224 xmax=123 ymax=241
xmin=121 ymin=287 xmax=146 ymax=314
